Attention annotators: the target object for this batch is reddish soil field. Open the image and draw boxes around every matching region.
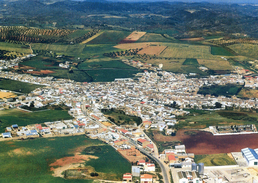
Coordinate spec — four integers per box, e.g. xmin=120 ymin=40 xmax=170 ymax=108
xmin=40 ymin=70 xmax=55 ymax=74
xmin=154 ymin=130 xmax=258 ymax=155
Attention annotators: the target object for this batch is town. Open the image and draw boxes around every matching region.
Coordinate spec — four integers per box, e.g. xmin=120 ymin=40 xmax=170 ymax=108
xmin=1 ymin=55 xmax=258 ymax=183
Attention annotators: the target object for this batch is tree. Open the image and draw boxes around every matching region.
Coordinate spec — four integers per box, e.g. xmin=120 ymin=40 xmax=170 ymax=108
xmin=215 ymin=102 xmax=222 ymax=108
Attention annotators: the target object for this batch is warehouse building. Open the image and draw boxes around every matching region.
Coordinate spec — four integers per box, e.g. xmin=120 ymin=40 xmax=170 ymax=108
xmin=241 ymin=147 xmax=258 ymax=166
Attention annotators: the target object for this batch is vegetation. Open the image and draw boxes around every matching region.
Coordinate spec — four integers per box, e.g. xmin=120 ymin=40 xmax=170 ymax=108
xmin=182 ymin=58 xmax=199 ymax=66
xmin=198 ymin=84 xmax=243 ymax=97
xmin=101 ymin=108 xmax=142 ymax=126
xmin=103 ymin=48 xmax=142 ymax=57
xmin=0 ymin=79 xmax=43 ymax=93
xmin=175 ymin=110 xmax=258 ymax=130
xmin=0 ymin=108 xmax=72 ymax=132
xmin=210 ymin=46 xmax=234 ymax=56
xmin=194 ymin=154 xmax=236 ymax=166
xmin=229 ymin=44 xmax=258 ymax=59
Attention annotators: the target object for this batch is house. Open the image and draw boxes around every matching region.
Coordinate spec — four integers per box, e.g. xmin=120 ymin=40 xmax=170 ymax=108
xmin=146 ymin=144 xmax=154 ymax=152
xmin=2 ymin=132 xmax=12 ymax=138
xmin=140 ymin=174 xmax=153 ymax=183
xmin=137 ymin=159 xmax=146 ymax=166
xmin=168 ymin=154 xmax=177 ymax=164
xmin=145 ymin=163 xmax=155 ymax=172
xmin=132 ymin=166 xmax=141 ymax=177
xmin=137 ymin=138 xmax=149 ymax=147
xmin=123 ymin=173 xmax=132 ymax=182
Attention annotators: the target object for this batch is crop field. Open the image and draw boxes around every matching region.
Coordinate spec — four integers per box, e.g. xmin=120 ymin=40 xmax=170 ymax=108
xmin=0 ymin=42 xmax=31 ymax=54
xmin=198 ymin=84 xmax=243 ymax=97
xmin=144 ymin=58 xmax=185 ymax=72
xmin=0 ymin=78 xmax=43 ymax=93
xmin=0 ymin=92 xmax=16 ymax=99
xmin=87 ymin=30 xmax=131 ymax=44
xmin=160 ymin=43 xmax=218 ymax=59
xmin=229 ymin=44 xmax=258 ymax=59
xmin=182 ymin=58 xmax=199 ymax=66
xmin=78 ymin=60 xmax=134 ymax=70
xmin=0 ymin=135 xmax=129 ymax=182
xmin=198 ymin=59 xmax=232 ymax=70
xmin=194 ymin=154 xmax=236 ymax=166
xmin=137 ymin=45 xmax=167 ymax=56
xmin=238 ymin=88 xmax=258 ymax=99
xmin=211 ymin=46 xmax=234 ymax=56
xmin=67 ymin=29 xmax=91 ymax=39
xmin=175 ymin=110 xmax=258 ymax=130
xmin=86 ymin=69 xmax=140 ymax=82
xmin=121 ymin=31 xmax=146 ymax=43
xmin=0 ymin=108 xmax=73 ymax=132
xmin=21 ymin=57 xmax=60 ymax=70
xmin=137 ymin=33 xmax=172 ymax=42
xmin=114 ymin=42 xmax=152 ymax=50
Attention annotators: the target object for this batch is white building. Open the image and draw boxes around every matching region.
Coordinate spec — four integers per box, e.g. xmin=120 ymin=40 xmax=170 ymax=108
xmin=241 ymin=147 xmax=258 ymax=166
xmin=177 ymin=171 xmax=201 ymax=183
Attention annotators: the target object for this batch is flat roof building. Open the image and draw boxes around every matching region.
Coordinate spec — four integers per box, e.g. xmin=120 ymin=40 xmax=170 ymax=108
xmin=241 ymin=147 xmax=258 ymax=166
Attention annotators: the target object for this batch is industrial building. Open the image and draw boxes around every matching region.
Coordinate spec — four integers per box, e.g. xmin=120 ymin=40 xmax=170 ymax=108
xmin=241 ymin=147 xmax=258 ymax=166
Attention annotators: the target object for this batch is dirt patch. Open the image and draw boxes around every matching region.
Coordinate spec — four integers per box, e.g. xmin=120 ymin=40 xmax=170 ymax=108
xmin=6 ymin=141 xmax=14 ymax=144
xmin=137 ymin=46 xmax=167 ymax=56
xmin=40 ymin=70 xmax=55 ymax=74
xmin=0 ymin=91 xmax=17 ymax=99
xmin=102 ymin=122 xmax=113 ymax=127
xmin=118 ymin=148 xmax=146 ymax=163
xmin=119 ymin=31 xmax=146 ymax=44
xmin=227 ymin=153 xmax=234 ymax=159
xmin=50 ymin=154 xmax=98 ymax=177
xmin=8 ymin=148 xmax=32 ymax=156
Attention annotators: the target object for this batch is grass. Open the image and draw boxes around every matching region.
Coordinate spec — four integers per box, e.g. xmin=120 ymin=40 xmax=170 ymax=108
xmin=197 ymin=84 xmax=243 ymax=97
xmin=0 ymin=108 xmax=73 ymax=133
xmin=67 ymin=29 xmax=91 ymax=39
xmin=0 ymin=42 xmax=31 ymax=54
xmin=78 ymin=60 xmax=135 ymax=70
xmin=211 ymin=46 xmax=234 ymax=56
xmin=83 ymin=145 xmax=131 ymax=180
xmin=176 ymin=109 xmax=258 ymax=130
xmin=101 ymin=108 xmax=142 ymax=126
xmin=197 ymin=59 xmax=232 ymax=71
xmin=0 ymin=78 xmax=43 ymax=93
xmin=0 ymin=135 xmax=104 ymax=183
xmin=194 ymin=154 xmax=236 ymax=166
xmin=182 ymin=58 xmax=199 ymax=66
xmin=229 ymin=43 xmax=258 ymax=59
xmin=137 ymin=33 xmax=172 ymax=42
xmin=87 ymin=30 xmax=131 ymax=44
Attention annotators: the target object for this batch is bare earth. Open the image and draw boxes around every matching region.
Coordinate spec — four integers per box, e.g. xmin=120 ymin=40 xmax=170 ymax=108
xmin=0 ymin=91 xmax=17 ymax=99
xmin=138 ymin=46 xmax=167 ymax=56
xmin=119 ymin=31 xmax=146 ymax=43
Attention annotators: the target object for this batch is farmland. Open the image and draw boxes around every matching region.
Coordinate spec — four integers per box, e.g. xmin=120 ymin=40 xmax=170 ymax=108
xmin=0 ymin=79 xmax=43 ymax=93
xmin=137 ymin=33 xmax=173 ymax=42
xmin=197 ymin=59 xmax=232 ymax=71
xmin=229 ymin=44 xmax=258 ymax=59
xmin=197 ymin=84 xmax=243 ymax=97
xmin=0 ymin=108 xmax=73 ymax=132
xmin=0 ymin=135 xmax=130 ymax=182
xmin=238 ymin=88 xmax=258 ymax=99
xmin=87 ymin=30 xmax=131 ymax=44
xmin=121 ymin=31 xmax=146 ymax=43
xmin=210 ymin=46 xmax=234 ymax=56
xmin=137 ymin=45 xmax=167 ymax=56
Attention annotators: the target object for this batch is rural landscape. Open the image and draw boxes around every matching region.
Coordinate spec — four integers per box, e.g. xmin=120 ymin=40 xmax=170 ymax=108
xmin=0 ymin=0 xmax=258 ymax=183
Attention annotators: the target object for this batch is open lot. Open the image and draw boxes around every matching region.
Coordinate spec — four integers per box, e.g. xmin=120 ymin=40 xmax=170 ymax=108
xmin=0 ymin=108 xmax=73 ymax=132
xmin=0 ymin=78 xmax=43 ymax=93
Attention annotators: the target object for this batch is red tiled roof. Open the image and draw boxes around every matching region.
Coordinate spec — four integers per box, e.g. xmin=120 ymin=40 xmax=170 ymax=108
xmin=147 ymin=144 xmax=154 ymax=149
xmin=120 ymin=129 xmax=129 ymax=134
xmin=137 ymin=138 xmax=147 ymax=143
xmin=168 ymin=155 xmax=176 ymax=161
xmin=141 ymin=174 xmax=153 ymax=179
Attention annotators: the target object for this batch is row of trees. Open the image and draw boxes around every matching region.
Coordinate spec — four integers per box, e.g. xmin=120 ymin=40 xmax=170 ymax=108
xmin=70 ymin=29 xmax=100 ymax=44
xmin=103 ymin=48 xmax=142 ymax=57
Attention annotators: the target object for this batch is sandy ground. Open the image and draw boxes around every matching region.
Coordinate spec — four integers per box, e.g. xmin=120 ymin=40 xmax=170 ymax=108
xmin=118 ymin=148 xmax=146 ymax=163
xmin=137 ymin=46 xmax=167 ymax=56
xmin=124 ymin=31 xmax=146 ymax=41
xmin=0 ymin=91 xmax=17 ymax=99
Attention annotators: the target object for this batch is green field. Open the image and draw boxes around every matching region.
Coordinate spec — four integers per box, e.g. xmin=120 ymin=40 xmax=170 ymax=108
xmin=228 ymin=44 xmax=258 ymax=59
xmin=0 ymin=135 xmax=130 ymax=183
xmin=78 ymin=60 xmax=134 ymax=70
xmin=182 ymin=58 xmax=199 ymax=66
xmin=0 ymin=108 xmax=73 ymax=132
xmin=0 ymin=42 xmax=31 ymax=54
xmin=0 ymin=79 xmax=44 ymax=93
xmin=87 ymin=30 xmax=131 ymax=44
xmin=101 ymin=108 xmax=142 ymax=126
xmin=195 ymin=154 xmax=236 ymax=166
xmin=83 ymin=145 xmax=131 ymax=180
xmin=176 ymin=110 xmax=258 ymax=130
xmin=137 ymin=33 xmax=172 ymax=42
xmin=211 ymin=46 xmax=234 ymax=56
xmin=198 ymin=84 xmax=243 ymax=97
xmin=48 ymin=69 xmax=92 ymax=82
xmin=67 ymin=29 xmax=91 ymax=39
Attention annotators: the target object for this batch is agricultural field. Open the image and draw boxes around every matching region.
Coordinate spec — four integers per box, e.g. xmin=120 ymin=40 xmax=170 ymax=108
xmin=194 ymin=154 xmax=236 ymax=166
xmin=101 ymin=108 xmax=142 ymax=126
xmin=197 ymin=84 xmax=243 ymax=97
xmin=87 ymin=30 xmax=131 ymax=44
xmin=0 ymin=42 xmax=31 ymax=54
xmin=78 ymin=60 xmax=134 ymax=70
xmin=67 ymin=29 xmax=91 ymax=39
xmin=182 ymin=58 xmax=199 ymax=66
xmin=228 ymin=44 xmax=258 ymax=59
xmin=0 ymin=108 xmax=73 ymax=132
xmin=137 ymin=45 xmax=167 ymax=56
xmin=137 ymin=33 xmax=172 ymax=42
xmin=0 ymin=79 xmax=44 ymax=93
xmin=0 ymin=92 xmax=16 ymax=99
xmin=210 ymin=46 xmax=234 ymax=56
xmin=121 ymin=31 xmax=146 ymax=43
xmin=198 ymin=59 xmax=232 ymax=71
xmin=114 ymin=42 xmax=152 ymax=50
xmin=0 ymin=135 xmax=130 ymax=182
xmin=160 ymin=43 xmax=218 ymax=59
xmin=175 ymin=109 xmax=258 ymax=130
xmin=238 ymin=88 xmax=258 ymax=99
